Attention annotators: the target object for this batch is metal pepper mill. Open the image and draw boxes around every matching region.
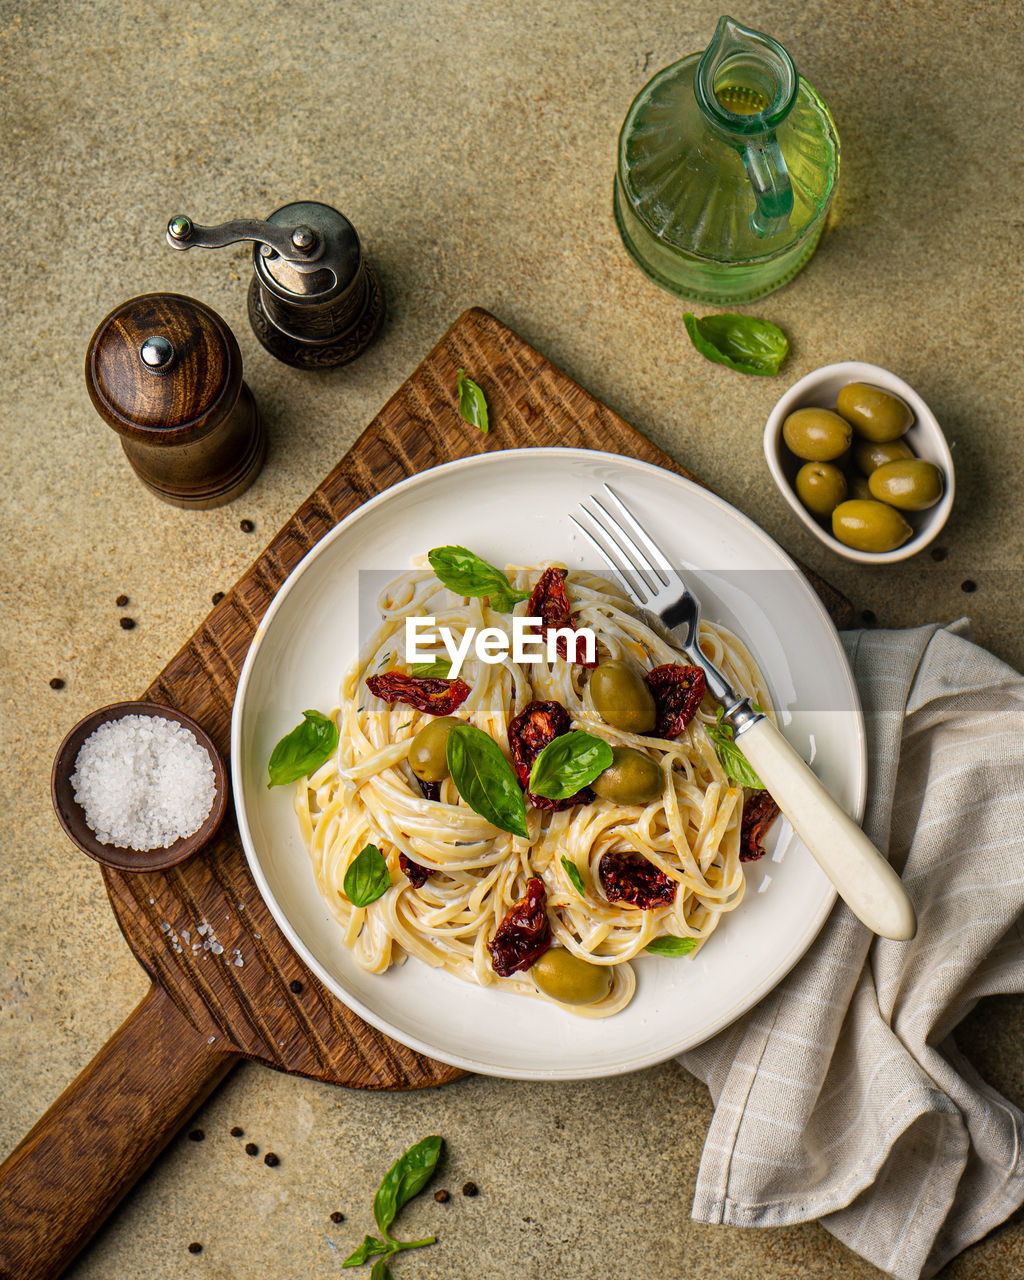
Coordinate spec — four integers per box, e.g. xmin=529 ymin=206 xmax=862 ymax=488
xmin=165 ymin=202 xmax=385 ymax=370
xmin=85 ymin=293 xmax=266 ymax=508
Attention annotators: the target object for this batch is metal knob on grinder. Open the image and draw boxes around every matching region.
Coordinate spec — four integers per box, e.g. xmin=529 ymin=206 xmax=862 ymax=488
xmin=166 ymin=202 xmax=385 ymax=369
xmin=84 ymin=293 xmax=266 ymax=508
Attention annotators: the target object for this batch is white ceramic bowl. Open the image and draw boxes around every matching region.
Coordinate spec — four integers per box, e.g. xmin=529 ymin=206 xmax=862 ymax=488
xmin=764 ymin=361 xmax=955 ymax=564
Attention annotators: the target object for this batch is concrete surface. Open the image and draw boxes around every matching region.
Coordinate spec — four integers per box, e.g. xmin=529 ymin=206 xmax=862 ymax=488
xmin=2 ymin=0 xmax=1023 ymax=1276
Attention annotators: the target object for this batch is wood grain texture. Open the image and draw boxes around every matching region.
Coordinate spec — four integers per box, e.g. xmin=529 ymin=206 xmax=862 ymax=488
xmin=0 ymin=307 xmax=852 ymax=1280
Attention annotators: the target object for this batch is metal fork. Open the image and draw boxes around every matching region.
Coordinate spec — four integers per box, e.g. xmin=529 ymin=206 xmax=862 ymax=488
xmin=573 ymin=485 xmax=916 ymax=941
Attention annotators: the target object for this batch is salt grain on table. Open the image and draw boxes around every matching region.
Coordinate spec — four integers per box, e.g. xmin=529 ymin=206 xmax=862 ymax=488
xmin=70 ymin=714 xmax=216 ymax=850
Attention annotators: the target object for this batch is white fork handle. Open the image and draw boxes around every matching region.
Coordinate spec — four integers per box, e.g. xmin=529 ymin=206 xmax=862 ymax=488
xmin=736 ymin=717 xmax=917 ymax=940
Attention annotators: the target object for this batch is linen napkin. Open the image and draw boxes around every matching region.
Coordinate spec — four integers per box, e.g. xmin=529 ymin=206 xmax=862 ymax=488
xmin=680 ymin=620 xmax=1024 ymax=1280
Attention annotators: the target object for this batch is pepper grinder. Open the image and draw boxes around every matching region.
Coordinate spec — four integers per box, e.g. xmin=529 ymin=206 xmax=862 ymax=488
xmin=165 ymin=201 xmax=385 ymax=370
xmin=85 ymin=293 xmax=266 ymax=509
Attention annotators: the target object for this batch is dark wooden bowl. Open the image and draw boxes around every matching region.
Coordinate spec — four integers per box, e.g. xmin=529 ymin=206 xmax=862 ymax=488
xmin=51 ymin=700 xmax=228 ymax=872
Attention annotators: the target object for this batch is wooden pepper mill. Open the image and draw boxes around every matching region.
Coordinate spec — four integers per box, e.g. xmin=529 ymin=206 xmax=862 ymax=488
xmin=85 ymin=293 xmax=266 ymax=509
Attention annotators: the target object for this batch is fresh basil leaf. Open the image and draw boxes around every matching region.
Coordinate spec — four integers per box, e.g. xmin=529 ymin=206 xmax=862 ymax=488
xmin=373 ymin=1135 xmax=443 ymax=1237
xmin=456 ymin=368 xmax=489 ymax=433
xmin=370 ymin=1260 xmax=394 ymax=1280
xmin=343 ymin=844 xmax=392 ymax=907
xmin=267 ymin=709 xmax=338 ymax=787
xmin=683 ymin=312 xmax=788 ymax=376
xmin=706 ymin=722 xmax=765 ymax=790
xmin=409 ymin=658 xmax=452 ymax=677
xmin=427 ymin=545 xmax=529 ymax=611
xmin=645 ymin=935 xmax=699 ymax=956
xmin=343 ymin=1235 xmax=389 ymax=1268
xmin=529 ymin=731 xmax=613 ymax=800
xmin=561 ymin=856 xmax=585 ymax=897
xmin=446 ymin=723 xmax=529 ymax=838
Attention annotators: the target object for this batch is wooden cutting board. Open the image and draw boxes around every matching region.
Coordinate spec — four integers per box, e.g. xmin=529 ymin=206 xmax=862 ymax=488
xmin=0 ymin=307 xmax=852 ymax=1280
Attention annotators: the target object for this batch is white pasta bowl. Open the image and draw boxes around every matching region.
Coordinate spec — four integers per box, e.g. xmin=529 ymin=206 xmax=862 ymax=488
xmin=763 ymin=361 xmax=955 ymax=564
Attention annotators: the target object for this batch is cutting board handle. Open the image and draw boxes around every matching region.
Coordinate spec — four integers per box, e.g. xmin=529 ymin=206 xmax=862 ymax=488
xmin=0 ymin=984 xmax=238 ymax=1280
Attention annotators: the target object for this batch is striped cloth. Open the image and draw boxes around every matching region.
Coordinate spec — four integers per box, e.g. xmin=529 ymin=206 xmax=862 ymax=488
xmin=680 ymin=621 xmax=1024 ymax=1280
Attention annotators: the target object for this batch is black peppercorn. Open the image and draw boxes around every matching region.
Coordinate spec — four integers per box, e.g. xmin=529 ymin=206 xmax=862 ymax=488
xmin=212 ymin=591 xmax=225 ymax=605
xmin=462 ymin=1181 xmax=478 ymax=1197
xmin=116 ymin=593 xmax=129 ymax=607
xmin=434 ymin=1189 xmax=450 ymax=1203
xmin=188 ymin=1128 xmax=205 ymax=1142
xmin=240 ymin=519 xmax=255 ymax=533
xmin=289 ymin=979 xmax=303 ymax=994
xmin=330 ymin=1211 xmax=345 ymax=1224
xmin=230 ymin=1126 xmax=243 ymax=1137
xmin=961 ymin=580 xmax=978 ymax=594
xmin=120 ymin=617 xmax=136 ymax=630
xmin=930 ymin=547 xmax=947 ymax=562
xmin=860 ymin=609 xmax=877 ymax=625
xmin=49 ymin=677 xmax=65 ymax=689
xmin=187 ymin=1242 xmax=203 ymax=1254
xmin=264 ymin=1152 xmax=280 ymax=1167
xmin=245 ymin=1142 xmax=259 ymax=1156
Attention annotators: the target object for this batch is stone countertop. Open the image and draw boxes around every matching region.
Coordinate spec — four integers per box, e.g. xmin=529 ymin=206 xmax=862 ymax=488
xmin=2 ymin=1 xmax=1022 ymax=1276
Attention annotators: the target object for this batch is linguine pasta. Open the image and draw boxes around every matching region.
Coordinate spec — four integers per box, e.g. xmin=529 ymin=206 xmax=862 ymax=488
xmin=294 ymin=562 xmax=774 ymax=1017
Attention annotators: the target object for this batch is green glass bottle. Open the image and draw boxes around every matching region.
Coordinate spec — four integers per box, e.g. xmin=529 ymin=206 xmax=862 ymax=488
xmin=614 ymin=16 xmax=840 ymax=303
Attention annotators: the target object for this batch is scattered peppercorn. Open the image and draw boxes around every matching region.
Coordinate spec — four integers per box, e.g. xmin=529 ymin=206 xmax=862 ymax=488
xmin=930 ymin=547 xmax=947 ymax=562
xmin=462 ymin=1181 xmax=478 ymax=1197
xmin=434 ymin=1189 xmax=450 ymax=1203
xmin=212 ymin=591 xmax=225 ymax=605
xmin=188 ymin=1129 xmax=205 ymax=1142
xmin=288 ymin=980 xmax=303 ymax=994
xmin=240 ymin=519 xmax=255 ymax=533
xmin=961 ymin=580 xmax=978 ymax=594
xmin=329 ymin=1211 xmax=345 ymax=1224
xmin=230 ymin=1126 xmax=244 ymax=1137
xmin=187 ymin=1242 xmax=203 ymax=1254
xmin=245 ymin=1142 xmax=259 ymax=1156
xmin=49 ymin=677 xmax=65 ymax=690
xmin=119 ymin=617 xmax=136 ymax=630
xmin=860 ymin=609 xmax=877 ymax=625
xmin=116 ymin=593 xmax=129 ymax=607
xmin=264 ymin=1152 xmax=280 ymax=1167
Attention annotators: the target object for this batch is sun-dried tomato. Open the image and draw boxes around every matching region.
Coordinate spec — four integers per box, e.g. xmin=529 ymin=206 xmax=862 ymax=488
xmin=487 ymin=877 xmax=552 ymax=976
xmin=740 ymin=791 xmax=780 ymax=862
xmin=507 ymin=700 xmax=593 ymax=811
xmin=526 ymin=567 xmax=598 ymax=668
xmin=365 ymin=672 xmax=470 ymax=715
xmin=599 ymin=851 xmax=677 ymax=908
xmin=645 ymin=664 xmax=706 ymax=738
xmin=399 ymin=852 xmax=434 ymax=887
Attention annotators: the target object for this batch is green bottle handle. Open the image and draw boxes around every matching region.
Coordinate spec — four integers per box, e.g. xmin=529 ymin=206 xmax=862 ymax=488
xmin=741 ymin=130 xmax=794 ymax=238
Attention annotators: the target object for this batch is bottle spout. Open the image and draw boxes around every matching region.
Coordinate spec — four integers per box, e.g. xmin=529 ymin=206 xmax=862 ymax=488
xmin=696 ymin=16 xmax=798 ymax=238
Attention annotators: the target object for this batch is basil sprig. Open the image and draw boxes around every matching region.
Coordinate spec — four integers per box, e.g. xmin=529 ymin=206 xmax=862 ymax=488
xmin=456 ymin=369 xmax=489 ymax=433
xmin=446 ymin=723 xmax=529 ymax=838
xmin=343 ymin=1135 xmax=442 ymax=1271
xmin=561 ymin=856 xmax=586 ymax=897
xmin=427 ymin=545 xmax=528 ymax=614
xmin=683 ymin=312 xmax=788 ymax=376
xmin=409 ymin=658 xmax=452 ymax=677
xmin=343 ymin=844 xmax=392 ymax=907
xmin=645 ymin=935 xmax=699 ymax=956
xmin=529 ymin=731 xmax=613 ymax=800
xmin=267 ymin=709 xmax=338 ymax=787
xmin=705 ymin=707 xmax=765 ymax=789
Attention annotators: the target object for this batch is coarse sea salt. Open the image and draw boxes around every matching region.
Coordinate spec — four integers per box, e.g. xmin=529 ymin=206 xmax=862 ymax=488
xmin=70 ymin=714 xmax=216 ymax=851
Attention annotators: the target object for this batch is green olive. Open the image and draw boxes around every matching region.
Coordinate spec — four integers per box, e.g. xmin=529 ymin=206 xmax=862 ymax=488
xmin=853 ymin=437 xmax=915 ymax=475
xmin=794 ymin=461 xmax=847 ymax=518
xmin=847 ymin=471 xmax=874 ymax=501
xmin=591 ymin=746 xmax=662 ymax=805
xmin=531 ymin=948 xmax=613 ymax=1006
xmin=836 ymin=383 xmax=913 ymax=442
xmin=590 ymin=659 xmax=656 ymax=733
xmin=781 ymin=407 xmax=852 ymax=461
xmin=832 ymin=499 xmax=913 ymax=553
xmin=408 ymin=716 xmax=462 ymax=781
xmin=868 ymin=459 xmax=944 ymax=511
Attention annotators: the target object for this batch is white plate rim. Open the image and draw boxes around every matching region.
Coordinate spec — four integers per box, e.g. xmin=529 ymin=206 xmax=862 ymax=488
xmin=231 ymin=447 xmax=862 ymax=1079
